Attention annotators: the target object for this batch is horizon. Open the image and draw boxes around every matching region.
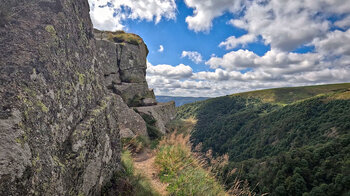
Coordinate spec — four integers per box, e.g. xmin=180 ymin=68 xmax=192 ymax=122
xmin=157 ymin=82 xmax=350 ymax=98
xmin=88 ymin=0 xmax=350 ymax=97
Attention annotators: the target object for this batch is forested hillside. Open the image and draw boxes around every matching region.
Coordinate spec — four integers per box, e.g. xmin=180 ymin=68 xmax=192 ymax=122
xmin=156 ymin=96 xmax=209 ymax=106
xmin=177 ymin=83 xmax=350 ymax=195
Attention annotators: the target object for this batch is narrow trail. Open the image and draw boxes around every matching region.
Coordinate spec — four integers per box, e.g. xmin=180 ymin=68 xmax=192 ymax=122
xmin=133 ymin=149 xmax=168 ymax=196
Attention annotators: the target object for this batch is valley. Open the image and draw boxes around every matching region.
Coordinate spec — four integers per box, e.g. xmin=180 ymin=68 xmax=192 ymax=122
xmin=176 ymin=83 xmax=350 ymax=195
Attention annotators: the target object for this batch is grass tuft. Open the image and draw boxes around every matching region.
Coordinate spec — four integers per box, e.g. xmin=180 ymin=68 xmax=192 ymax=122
xmin=102 ymin=150 xmax=160 ymax=196
xmin=107 ymin=31 xmax=144 ymax=45
xmin=155 ymin=131 xmax=255 ymax=196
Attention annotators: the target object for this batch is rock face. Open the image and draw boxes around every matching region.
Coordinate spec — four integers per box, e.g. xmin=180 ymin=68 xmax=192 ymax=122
xmin=1 ymin=0 xmax=138 ymax=195
xmin=94 ymin=30 xmax=156 ymax=108
xmin=0 ymin=0 xmax=176 ymax=195
xmin=94 ymin=31 xmax=176 ymax=138
xmin=113 ymin=96 xmax=148 ymax=138
xmin=94 ymin=30 xmax=151 ymax=138
xmin=136 ymin=102 xmax=176 ymax=134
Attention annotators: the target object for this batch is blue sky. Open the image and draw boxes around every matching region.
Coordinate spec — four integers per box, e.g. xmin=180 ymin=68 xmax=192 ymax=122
xmin=89 ymin=0 xmax=350 ymax=97
xmin=123 ymin=1 xmax=251 ymax=73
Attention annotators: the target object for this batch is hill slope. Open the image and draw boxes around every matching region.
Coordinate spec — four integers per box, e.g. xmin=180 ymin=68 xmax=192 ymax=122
xmin=177 ymin=83 xmax=350 ymax=196
xmin=156 ymin=96 xmax=209 ymax=106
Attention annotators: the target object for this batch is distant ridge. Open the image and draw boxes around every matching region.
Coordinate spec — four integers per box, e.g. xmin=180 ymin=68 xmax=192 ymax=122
xmin=156 ymin=96 xmax=210 ymax=106
xmin=233 ymin=83 xmax=350 ymax=104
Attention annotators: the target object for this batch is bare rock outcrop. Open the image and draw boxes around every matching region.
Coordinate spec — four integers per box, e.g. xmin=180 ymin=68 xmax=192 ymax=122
xmin=135 ymin=102 xmax=176 ymax=134
xmin=0 ymin=0 xmax=121 ymax=195
xmin=95 ymin=30 xmax=151 ymax=138
xmin=94 ymin=30 xmax=156 ymax=108
xmin=0 ymin=0 xmax=176 ymax=195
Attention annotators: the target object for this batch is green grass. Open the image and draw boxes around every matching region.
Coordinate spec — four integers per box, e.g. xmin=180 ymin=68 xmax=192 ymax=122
xmin=102 ymin=150 xmax=160 ymax=196
xmin=122 ymin=135 xmax=151 ymax=153
xmin=155 ymin=133 xmax=227 ymax=196
xmin=106 ymin=31 xmax=144 ymax=45
xmin=166 ymin=118 xmax=197 ymax=136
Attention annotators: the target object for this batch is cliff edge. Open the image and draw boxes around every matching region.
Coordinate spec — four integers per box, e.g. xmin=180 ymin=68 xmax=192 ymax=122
xmin=0 ymin=0 xmax=174 ymax=195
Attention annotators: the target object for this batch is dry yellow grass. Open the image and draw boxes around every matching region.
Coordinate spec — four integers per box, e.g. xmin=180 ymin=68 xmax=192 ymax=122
xmin=107 ymin=31 xmax=144 ymax=45
xmin=133 ymin=150 xmax=169 ymax=196
xmin=157 ymin=130 xmax=259 ymax=196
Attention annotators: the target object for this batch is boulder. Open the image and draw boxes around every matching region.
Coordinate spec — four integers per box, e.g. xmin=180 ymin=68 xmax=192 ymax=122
xmin=114 ymin=96 xmax=148 ymax=138
xmin=142 ymin=98 xmax=157 ymax=106
xmin=113 ymin=83 xmax=155 ymax=107
xmin=135 ymin=102 xmax=176 ymax=134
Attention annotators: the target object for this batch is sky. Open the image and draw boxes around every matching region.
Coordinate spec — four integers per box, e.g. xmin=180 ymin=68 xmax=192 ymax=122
xmin=88 ymin=0 xmax=350 ymax=97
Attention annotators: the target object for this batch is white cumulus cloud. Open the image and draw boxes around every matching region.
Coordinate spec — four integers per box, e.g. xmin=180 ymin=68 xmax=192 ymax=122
xmin=219 ymin=34 xmax=257 ymax=50
xmin=181 ymin=51 xmax=203 ymax=64
xmin=313 ymin=29 xmax=350 ymax=57
xmin=184 ymin=0 xmax=244 ymax=32
xmin=183 ymin=0 xmax=350 ymax=52
xmin=147 ymin=62 xmax=193 ymax=79
xmin=334 ymin=16 xmax=350 ymax=29
xmin=88 ymin=0 xmax=177 ymax=31
xmin=158 ymin=45 xmax=164 ymax=52
xmin=206 ymin=49 xmax=258 ymax=70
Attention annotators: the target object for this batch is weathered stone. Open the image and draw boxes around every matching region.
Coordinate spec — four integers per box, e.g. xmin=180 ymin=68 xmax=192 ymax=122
xmin=116 ymin=43 xmax=148 ymax=83
xmin=0 ymin=0 xmax=121 ymax=195
xmin=0 ymin=0 xmax=166 ymax=195
xmin=0 ymin=109 xmax=31 ymax=182
xmin=96 ymin=40 xmax=121 ymax=87
xmin=113 ymin=83 xmax=155 ymax=107
xmin=93 ymin=29 xmax=148 ymax=84
xmin=119 ymin=128 xmax=136 ymax=138
xmin=114 ymin=96 xmax=148 ymax=138
xmin=135 ymin=101 xmax=176 ymax=134
xmin=94 ymin=29 xmax=155 ymax=108
xmin=142 ymin=98 xmax=157 ymax=106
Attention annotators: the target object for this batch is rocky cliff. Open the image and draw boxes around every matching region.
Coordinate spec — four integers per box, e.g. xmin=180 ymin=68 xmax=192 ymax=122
xmin=0 ymin=0 xmax=174 ymax=195
xmin=135 ymin=102 xmax=176 ymax=134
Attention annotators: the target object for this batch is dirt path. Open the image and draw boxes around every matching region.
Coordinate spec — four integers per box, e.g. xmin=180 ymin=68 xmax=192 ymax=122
xmin=133 ymin=149 xmax=168 ymax=196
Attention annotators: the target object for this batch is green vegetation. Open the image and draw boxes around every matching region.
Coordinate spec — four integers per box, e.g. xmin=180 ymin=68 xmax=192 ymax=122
xmin=176 ymin=83 xmax=350 ymax=195
xmin=165 ymin=117 xmax=197 ymax=135
xmin=122 ymin=135 xmax=151 ymax=153
xmin=155 ymin=132 xmax=227 ymax=196
xmin=102 ymin=150 xmax=160 ymax=196
xmin=233 ymin=83 xmax=350 ymax=104
xmin=140 ymin=112 xmax=163 ymax=140
xmin=107 ymin=31 xmax=144 ymax=45
xmin=128 ymin=95 xmax=143 ymax=107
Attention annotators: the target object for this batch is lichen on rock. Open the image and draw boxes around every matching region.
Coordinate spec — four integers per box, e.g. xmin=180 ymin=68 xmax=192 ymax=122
xmin=0 ymin=0 xmax=120 ymax=195
xmin=0 ymin=0 xmax=176 ymax=195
